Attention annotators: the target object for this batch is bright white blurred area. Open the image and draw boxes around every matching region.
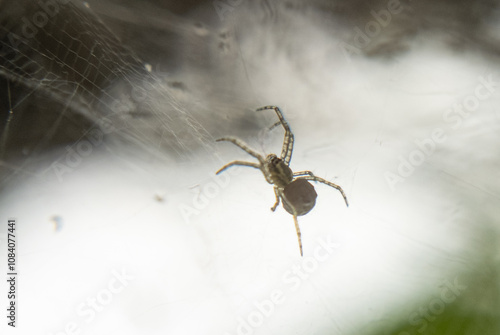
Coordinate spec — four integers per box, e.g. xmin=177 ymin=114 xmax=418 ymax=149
xmin=0 ymin=0 xmax=499 ymax=334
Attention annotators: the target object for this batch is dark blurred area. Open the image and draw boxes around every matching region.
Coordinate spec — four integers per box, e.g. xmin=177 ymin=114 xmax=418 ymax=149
xmin=2 ymin=0 xmax=500 ymax=160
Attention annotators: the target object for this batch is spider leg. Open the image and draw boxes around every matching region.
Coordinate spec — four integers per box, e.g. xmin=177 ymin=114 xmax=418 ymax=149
xmin=270 ymin=186 xmax=280 ymax=211
xmin=256 ymin=106 xmax=294 ymax=166
xmin=296 ymin=173 xmax=349 ymax=207
xmin=216 ymin=161 xmax=260 ymax=175
xmin=216 ymin=137 xmax=265 ymax=164
xmin=268 ymin=121 xmax=281 ymax=131
xmin=293 ymin=214 xmax=303 ymax=256
xmin=216 ymin=138 xmax=274 ymax=184
xmin=278 ymin=190 xmax=303 ymax=256
xmin=293 ymin=170 xmax=315 ymax=177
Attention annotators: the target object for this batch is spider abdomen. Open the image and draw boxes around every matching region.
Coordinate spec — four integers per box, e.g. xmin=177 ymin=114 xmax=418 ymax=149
xmin=282 ymin=179 xmax=318 ymax=216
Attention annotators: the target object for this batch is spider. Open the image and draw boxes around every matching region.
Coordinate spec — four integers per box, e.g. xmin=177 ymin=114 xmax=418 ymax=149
xmin=216 ymin=106 xmax=348 ymax=256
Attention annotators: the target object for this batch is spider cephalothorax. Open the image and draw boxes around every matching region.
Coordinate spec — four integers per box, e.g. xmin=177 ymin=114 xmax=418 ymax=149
xmin=265 ymin=154 xmax=293 ymax=188
xmin=216 ymin=105 xmax=348 ymax=256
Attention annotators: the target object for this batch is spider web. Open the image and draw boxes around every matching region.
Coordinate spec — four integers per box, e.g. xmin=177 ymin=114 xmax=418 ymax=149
xmin=0 ymin=0 xmax=213 ymax=185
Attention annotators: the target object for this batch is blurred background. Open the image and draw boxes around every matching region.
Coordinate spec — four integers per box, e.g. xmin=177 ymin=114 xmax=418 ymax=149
xmin=1 ymin=0 xmax=499 ymax=334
